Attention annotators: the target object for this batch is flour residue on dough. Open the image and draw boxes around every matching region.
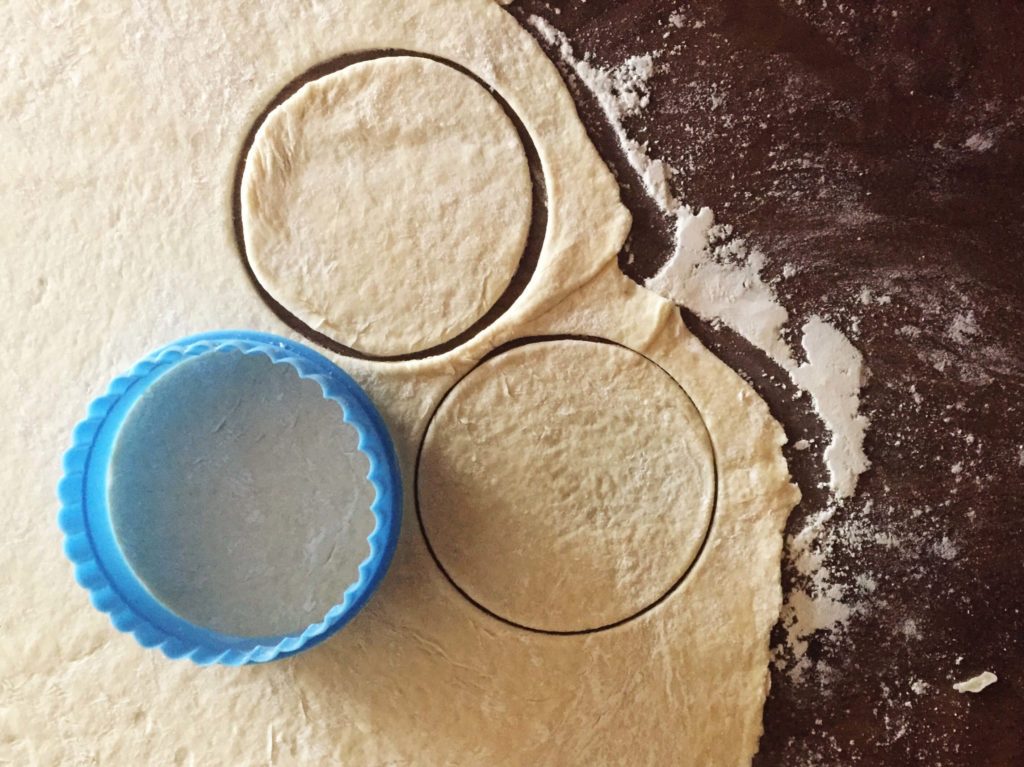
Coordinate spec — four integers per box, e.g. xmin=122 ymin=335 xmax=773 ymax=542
xmin=528 ymin=16 xmax=870 ymax=502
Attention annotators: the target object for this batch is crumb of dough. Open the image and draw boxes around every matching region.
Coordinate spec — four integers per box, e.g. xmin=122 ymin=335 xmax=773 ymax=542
xmin=952 ymin=671 xmax=997 ymax=693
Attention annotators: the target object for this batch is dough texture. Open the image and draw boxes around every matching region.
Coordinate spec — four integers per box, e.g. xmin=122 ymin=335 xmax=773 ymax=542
xmin=242 ymin=56 xmax=532 ymax=357
xmin=0 ymin=1 xmax=798 ymax=765
xmin=418 ymin=338 xmax=714 ymax=632
xmin=110 ymin=350 xmax=375 ymax=638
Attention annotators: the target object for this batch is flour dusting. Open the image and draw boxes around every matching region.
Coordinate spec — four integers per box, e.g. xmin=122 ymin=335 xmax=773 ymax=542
xmin=779 ymin=506 xmax=856 ymax=683
xmin=964 ymin=132 xmax=994 ymax=152
xmin=529 ymin=15 xmax=870 ymax=502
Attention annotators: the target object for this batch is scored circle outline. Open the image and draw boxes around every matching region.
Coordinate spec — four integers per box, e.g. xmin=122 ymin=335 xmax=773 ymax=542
xmin=232 ymin=50 xmax=548 ymax=362
xmin=414 ymin=335 xmax=720 ymax=636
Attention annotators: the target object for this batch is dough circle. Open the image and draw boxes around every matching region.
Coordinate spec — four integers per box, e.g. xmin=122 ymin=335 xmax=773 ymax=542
xmin=109 ymin=351 xmax=376 ymax=637
xmin=417 ymin=339 xmax=716 ymax=633
xmin=241 ymin=55 xmax=533 ymax=358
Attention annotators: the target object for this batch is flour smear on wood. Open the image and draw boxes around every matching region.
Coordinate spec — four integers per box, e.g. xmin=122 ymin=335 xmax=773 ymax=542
xmin=529 ymin=15 xmax=870 ymax=502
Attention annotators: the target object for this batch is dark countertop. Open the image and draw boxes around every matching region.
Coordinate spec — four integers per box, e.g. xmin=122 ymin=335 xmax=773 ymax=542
xmin=507 ymin=1 xmax=1024 ymax=764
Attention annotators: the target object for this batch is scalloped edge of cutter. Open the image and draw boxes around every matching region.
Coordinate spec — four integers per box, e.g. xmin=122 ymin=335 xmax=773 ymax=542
xmin=57 ymin=331 xmax=402 ymax=666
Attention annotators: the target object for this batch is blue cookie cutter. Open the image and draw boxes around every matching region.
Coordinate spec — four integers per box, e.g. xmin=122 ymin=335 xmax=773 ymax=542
xmin=57 ymin=331 xmax=402 ymax=665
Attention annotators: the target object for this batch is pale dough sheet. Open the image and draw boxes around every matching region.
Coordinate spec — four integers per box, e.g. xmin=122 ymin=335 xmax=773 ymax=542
xmin=0 ymin=1 xmax=798 ymax=764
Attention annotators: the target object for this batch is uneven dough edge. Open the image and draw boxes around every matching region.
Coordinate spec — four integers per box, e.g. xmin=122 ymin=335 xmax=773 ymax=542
xmin=516 ymin=264 xmax=801 ymax=762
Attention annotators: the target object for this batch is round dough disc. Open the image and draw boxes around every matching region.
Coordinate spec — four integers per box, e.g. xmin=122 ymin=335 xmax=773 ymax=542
xmin=109 ymin=351 xmax=376 ymax=638
xmin=241 ymin=56 xmax=532 ymax=357
xmin=417 ymin=339 xmax=716 ymax=633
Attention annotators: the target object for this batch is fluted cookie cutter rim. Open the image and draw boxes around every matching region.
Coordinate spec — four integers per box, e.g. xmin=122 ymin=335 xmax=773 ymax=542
xmin=57 ymin=330 xmax=402 ymax=665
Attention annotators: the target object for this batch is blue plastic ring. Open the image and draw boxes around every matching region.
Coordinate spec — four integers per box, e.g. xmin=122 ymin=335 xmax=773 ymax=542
xmin=57 ymin=331 xmax=402 ymax=665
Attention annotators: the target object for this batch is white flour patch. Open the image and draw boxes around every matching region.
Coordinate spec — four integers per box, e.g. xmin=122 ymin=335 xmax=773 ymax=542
xmin=528 ymin=15 xmax=870 ymax=501
xmin=948 ymin=310 xmax=979 ymax=345
xmin=778 ymin=506 xmax=856 ymax=683
xmin=932 ymin=536 xmax=959 ymax=561
xmin=772 ymin=500 xmax=897 ymax=684
xmin=901 ymin=618 xmax=921 ymax=640
xmin=963 ymin=132 xmax=994 ymax=152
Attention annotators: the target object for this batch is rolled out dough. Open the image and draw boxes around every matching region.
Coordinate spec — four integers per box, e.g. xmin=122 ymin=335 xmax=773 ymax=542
xmin=0 ymin=1 xmax=799 ymax=765
xmin=109 ymin=350 xmax=375 ymax=638
xmin=418 ymin=338 xmax=715 ymax=633
xmin=242 ymin=56 xmax=532 ymax=357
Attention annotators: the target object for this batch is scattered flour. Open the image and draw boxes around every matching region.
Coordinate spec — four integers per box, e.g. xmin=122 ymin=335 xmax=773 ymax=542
xmin=770 ymin=497 xmax=924 ymax=685
xmin=932 ymin=536 xmax=959 ymax=561
xmin=778 ymin=506 xmax=857 ymax=683
xmin=528 ymin=15 xmax=870 ymax=501
xmin=948 ymin=310 xmax=979 ymax=345
xmin=859 ymin=288 xmax=891 ymax=306
xmin=901 ymin=618 xmax=922 ymax=640
xmin=963 ymin=132 xmax=994 ymax=152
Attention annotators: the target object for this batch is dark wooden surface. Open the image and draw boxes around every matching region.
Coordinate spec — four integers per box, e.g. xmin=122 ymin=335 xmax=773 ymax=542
xmin=507 ymin=2 xmax=1024 ymax=764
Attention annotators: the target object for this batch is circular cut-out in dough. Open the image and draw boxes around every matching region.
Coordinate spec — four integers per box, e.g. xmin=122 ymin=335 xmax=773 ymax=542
xmin=108 ymin=350 xmax=376 ymax=638
xmin=416 ymin=338 xmax=716 ymax=634
xmin=240 ymin=55 xmax=533 ymax=358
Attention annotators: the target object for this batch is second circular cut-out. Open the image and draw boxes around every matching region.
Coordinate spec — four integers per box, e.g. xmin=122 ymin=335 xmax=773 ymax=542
xmin=416 ymin=338 xmax=716 ymax=634
xmin=240 ymin=55 xmax=533 ymax=358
